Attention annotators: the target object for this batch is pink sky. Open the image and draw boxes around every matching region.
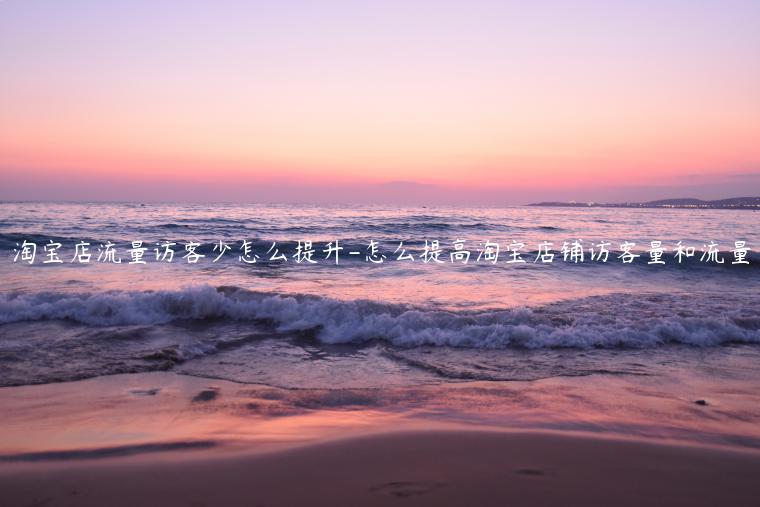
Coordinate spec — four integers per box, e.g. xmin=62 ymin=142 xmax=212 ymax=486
xmin=1 ymin=0 xmax=759 ymax=203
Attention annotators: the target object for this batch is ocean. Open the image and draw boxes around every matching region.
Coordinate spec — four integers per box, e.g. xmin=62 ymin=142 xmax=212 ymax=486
xmin=0 ymin=202 xmax=758 ymax=392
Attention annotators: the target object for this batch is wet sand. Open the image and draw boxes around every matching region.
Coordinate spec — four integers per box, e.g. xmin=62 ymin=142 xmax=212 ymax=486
xmin=2 ymin=430 xmax=760 ymax=507
xmin=2 ymin=372 xmax=760 ymax=506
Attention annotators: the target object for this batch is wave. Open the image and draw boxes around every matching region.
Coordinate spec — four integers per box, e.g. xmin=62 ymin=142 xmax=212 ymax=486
xmin=483 ymin=249 xmax=760 ymax=270
xmin=0 ymin=233 xmax=98 ymax=251
xmin=157 ymin=223 xmax=191 ymax=229
xmin=3 ymin=233 xmax=755 ymax=269
xmin=1 ymin=287 xmax=758 ymax=349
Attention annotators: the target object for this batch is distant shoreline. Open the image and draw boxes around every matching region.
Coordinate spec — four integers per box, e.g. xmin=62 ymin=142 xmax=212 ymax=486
xmin=527 ymin=197 xmax=760 ymax=210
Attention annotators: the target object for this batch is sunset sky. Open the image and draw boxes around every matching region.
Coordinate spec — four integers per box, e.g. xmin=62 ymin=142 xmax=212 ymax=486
xmin=1 ymin=0 xmax=759 ymax=203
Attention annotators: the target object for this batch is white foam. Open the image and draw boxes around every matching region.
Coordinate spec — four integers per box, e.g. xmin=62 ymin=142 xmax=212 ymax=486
xmin=0 ymin=286 xmax=758 ymax=349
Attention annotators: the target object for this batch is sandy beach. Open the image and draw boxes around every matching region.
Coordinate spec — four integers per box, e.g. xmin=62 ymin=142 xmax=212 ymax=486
xmin=2 ymin=371 xmax=760 ymax=506
xmin=2 ymin=429 xmax=760 ymax=507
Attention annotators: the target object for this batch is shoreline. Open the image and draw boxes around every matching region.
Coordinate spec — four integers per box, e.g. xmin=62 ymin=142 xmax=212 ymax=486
xmin=3 ymin=370 xmax=760 ymax=453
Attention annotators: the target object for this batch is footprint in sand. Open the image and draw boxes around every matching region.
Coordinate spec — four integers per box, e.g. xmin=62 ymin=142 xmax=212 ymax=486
xmin=370 ymin=481 xmax=447 ymax=498
xmin=129 ymin=388 xmax=160 ymax=396
xmin=192 ymin=387 xmax=220 ymax=402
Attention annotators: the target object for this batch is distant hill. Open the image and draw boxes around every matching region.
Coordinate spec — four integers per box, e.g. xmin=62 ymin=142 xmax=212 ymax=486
xmin=645 ymin=198 xmax=708 ymax=206
xmin=527 ymin=197 xmax=760 ymax=209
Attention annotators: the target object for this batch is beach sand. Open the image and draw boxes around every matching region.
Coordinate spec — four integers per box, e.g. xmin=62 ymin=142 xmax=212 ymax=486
xmin=2 ymin=372 xmax=760 ymax=506
xmin=2 ymin=430 xmax=760 ymax=507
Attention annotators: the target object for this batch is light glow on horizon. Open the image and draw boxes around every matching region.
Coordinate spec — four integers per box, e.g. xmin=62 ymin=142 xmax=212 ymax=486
xmin=1 ymin=0 xmax=759 ymax=202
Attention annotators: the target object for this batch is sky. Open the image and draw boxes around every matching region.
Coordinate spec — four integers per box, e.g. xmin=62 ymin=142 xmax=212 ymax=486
xmin=1 ymin=0 xmax=759 ymax=203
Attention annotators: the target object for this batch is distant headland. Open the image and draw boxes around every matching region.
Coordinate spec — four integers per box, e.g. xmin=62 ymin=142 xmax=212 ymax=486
xmin=527 ymin=197 xmax=760 ymax=209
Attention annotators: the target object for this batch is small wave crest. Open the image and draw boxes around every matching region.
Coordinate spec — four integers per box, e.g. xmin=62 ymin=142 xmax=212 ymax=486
xmin=1 ymin=287 xmax=758 ymax=349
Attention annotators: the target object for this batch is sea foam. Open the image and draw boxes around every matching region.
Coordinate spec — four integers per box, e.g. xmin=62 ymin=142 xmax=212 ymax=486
xmin=1 ymin=286 xmax=758 ymax=349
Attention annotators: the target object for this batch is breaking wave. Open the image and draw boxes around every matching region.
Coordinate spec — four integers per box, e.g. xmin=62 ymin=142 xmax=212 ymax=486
xmin=1 ymin=286 xmax=758 ymax=349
